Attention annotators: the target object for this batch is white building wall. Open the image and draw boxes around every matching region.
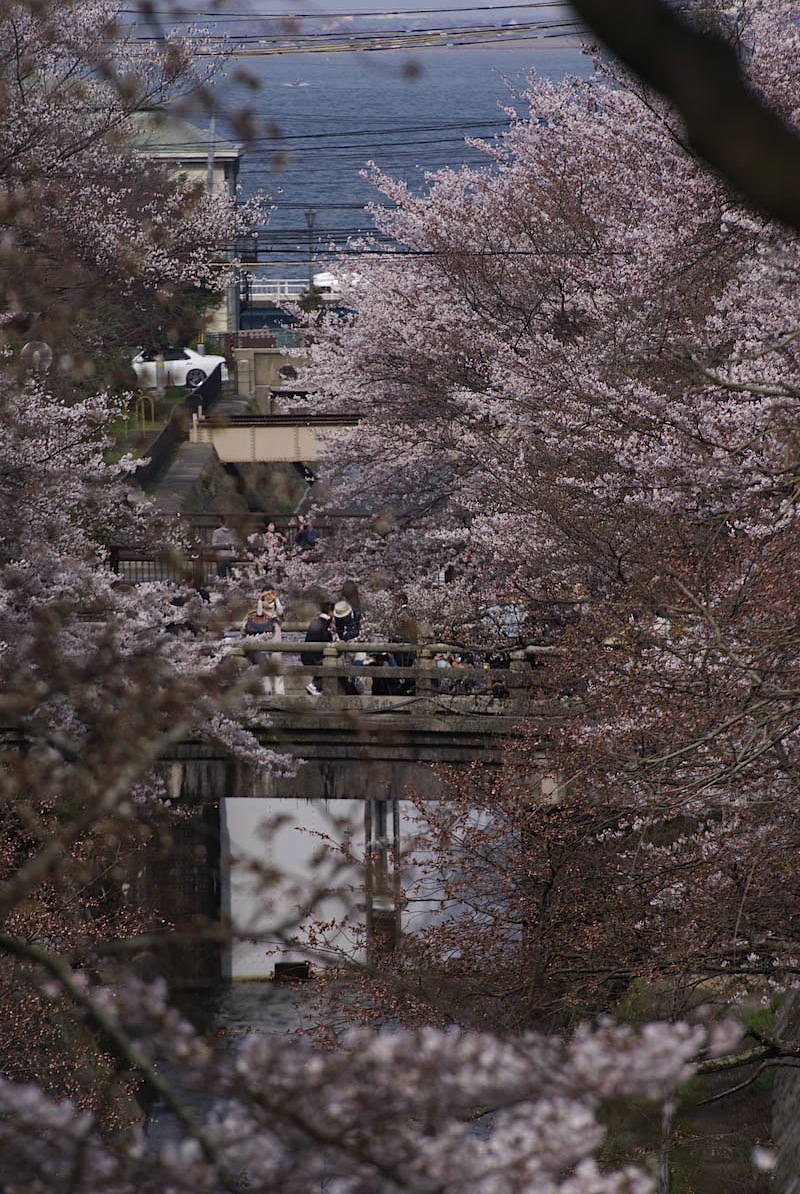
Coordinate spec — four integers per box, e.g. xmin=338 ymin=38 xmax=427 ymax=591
xmin=220 ymin=797 xmax=367 ymax=979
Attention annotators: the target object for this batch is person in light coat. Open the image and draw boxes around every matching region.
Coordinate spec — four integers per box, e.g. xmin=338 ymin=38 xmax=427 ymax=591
xmin=242 ymin=588 xmax=285 ymax=694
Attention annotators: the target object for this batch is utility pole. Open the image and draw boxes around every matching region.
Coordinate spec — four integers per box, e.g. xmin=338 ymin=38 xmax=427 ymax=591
xmin=206 ymin=111 xmax=216 ymax=195
xmin=305 ymin=208 xmax=316 ymax=289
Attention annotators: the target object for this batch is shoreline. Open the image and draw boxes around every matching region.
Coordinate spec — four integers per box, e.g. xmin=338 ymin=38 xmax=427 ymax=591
xmin=211 ymin=34 xmax=588 ymax=59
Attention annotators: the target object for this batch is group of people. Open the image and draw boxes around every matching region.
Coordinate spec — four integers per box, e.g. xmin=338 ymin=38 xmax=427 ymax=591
xmin=241 ymin=580 xmax=412 ymax=699
xmin=300 ymin=589 xmax=423 ymax=697
xmin=240 ymin=581 xmax=365 ymax=697
xmin=236 ymin=576 xmax=511 ymax=701
xmin=301 ymin=588 xmax=362 ymax=695
xmin=211 ymin=515 xmax=322 ymax=581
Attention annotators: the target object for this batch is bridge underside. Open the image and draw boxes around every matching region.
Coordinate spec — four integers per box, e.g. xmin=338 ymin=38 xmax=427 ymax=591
xmin=122 ymin=700 xmax=561 ymax=985
xmin=157 ymin=701 xmax=555 ymax=804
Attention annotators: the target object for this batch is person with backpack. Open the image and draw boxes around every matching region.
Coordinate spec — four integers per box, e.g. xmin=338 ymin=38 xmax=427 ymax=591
xmin=242 ymin=588 xmax=285 ymax=694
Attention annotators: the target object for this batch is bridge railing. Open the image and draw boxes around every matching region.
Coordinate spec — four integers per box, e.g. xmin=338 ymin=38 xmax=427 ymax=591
xmin=109 ymin=513 xmax=367 ymax=583
xmin=233 ymin=638 xmax=560 ymax=699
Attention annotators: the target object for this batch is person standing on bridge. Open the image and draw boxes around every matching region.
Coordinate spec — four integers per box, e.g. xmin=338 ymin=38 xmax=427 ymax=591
xmin=333 ymin=598 xmax=363 ymax=694
xmin=392 ymin=591 xmax=418 ymax=696
xmin=302 ymin=600 xmax=334 ymax=695
xmin=294 ymin=516 xmax=320 ymax=553
xmin=254 ymin=520 xmax=288 ymax=582
xmin=211 ymin=521 xmax=238 ymax=579
xmin=333 ymin=598 xmax=360 ymax=643
xmin=264 ymin=520 xmax=287 ymax=552
xmin=341 ymin=579 xmax=362 ymax=632
xmin=242 ymin=589 xmax=285 ymax=694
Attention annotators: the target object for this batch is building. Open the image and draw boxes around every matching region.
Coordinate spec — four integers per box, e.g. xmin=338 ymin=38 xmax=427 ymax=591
xmin=131 ymin=109 xmax=243 ymax=334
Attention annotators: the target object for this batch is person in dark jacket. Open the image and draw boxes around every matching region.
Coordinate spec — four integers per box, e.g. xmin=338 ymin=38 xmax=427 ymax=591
xmin=295 ymin=517 xmax=320 ymax=552
xmin=301 ymin=601 xmax=334 ymax=695
xmin=332 ymin=599 xmax=362 ymax=693
xmin=392 ymin=591 xmax=418 ymax=694
xmin=333 ymin=598 xmax=360 ymax=642
xmin=341 ymin=579 xmax=362 ymax=630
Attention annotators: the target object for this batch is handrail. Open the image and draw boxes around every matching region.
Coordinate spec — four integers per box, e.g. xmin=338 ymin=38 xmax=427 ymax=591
xmin=205 ymin=413 xmax=361 ymax=428
xmin=232 ymin=639 xmax=559 ymax=699
xmin=234 ymin=640 xmax=555 ymax=657
xmin=247 ymin=279 xmax=307 ymax=300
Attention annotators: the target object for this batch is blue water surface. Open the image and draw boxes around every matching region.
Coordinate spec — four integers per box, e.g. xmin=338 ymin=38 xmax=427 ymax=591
xmin=215 ymin=43 xmax=594 ymax=274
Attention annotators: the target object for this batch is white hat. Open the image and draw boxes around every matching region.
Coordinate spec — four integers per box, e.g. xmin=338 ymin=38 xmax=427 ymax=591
xmin=334 ymin=599 xmax=353 ymax=619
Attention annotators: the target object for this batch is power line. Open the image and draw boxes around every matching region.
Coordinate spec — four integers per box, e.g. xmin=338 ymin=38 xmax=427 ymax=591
xmin=193 ymin=21 xmax=580 ymax=45
xmin=120 ymin=3 xmax=578 ymax=21
xmin=118 ymin=8 xmax=584 ymax=52
xmin=133 ymin=118 xmax=510 ymax=152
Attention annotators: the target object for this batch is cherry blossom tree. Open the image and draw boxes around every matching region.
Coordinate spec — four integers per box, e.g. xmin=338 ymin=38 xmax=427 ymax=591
xmin=0 ymin=971 xmax=743 ymax=1194
xmin=297 ymin=0 xmax=800 ymax=1037
xmin=0 ymin=0 xmax=261 ymax=381
xmin=0 ymin=381 xmax=745 ymax=1186
xmin=570 ymin=0 xmax=800 ymax=231
xmin=0 ymin=0 xmax=279 ymax=1135
xmin=0 ymin=2 xmax=781 ymax=1191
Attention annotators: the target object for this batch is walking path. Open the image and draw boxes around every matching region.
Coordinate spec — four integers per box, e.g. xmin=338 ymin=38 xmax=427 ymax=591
xmin=148 ymin=386 xmax=251 ymax=512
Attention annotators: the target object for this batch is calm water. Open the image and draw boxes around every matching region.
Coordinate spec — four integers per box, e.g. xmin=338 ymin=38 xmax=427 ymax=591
xmin=215 ymin=43 xmax=594 ymax=277
xmin=145 ymin=984 xmax=316 ymax=1150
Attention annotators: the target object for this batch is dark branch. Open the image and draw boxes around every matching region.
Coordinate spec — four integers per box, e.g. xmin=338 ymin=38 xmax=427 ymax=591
xmin=571 ymin=0 xmax=800 ymax=231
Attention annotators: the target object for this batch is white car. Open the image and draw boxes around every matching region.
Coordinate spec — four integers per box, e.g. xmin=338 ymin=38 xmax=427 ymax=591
xmin=131 ymin=347 xmax=229 ymax=389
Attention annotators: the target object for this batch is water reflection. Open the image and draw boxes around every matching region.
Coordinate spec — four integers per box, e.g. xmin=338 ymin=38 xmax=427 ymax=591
xmin=146 ymin=981 xmax=317 ymax=1151
xmin=197 ymin=981 xmax=317 ymax=1037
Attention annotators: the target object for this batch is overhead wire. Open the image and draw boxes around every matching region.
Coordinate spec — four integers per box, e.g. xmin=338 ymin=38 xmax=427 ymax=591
xmin=119 ymin=2 xmax=579 ymax=24
xmin=123 ymin=6 xmax=587 ymax=269
xmin=117 ymin=2 xmax=585 ymax=51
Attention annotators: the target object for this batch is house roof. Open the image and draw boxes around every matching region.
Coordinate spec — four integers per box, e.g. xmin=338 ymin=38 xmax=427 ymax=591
xmin=131 ymin=110 xmax=242 ymax=166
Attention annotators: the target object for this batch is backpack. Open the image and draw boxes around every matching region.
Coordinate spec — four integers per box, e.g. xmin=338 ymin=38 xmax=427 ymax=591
xmin=244 ymin=615 xmax=277 ymax=636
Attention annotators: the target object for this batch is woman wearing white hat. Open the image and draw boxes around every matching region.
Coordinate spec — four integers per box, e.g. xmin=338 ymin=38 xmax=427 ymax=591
xmin=333 ymin=598 xmax=359 ymax=642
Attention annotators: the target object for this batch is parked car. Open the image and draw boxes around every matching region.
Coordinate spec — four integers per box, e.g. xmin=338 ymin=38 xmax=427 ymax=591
xmin=131 ymin=347 xmax=229 ymax=389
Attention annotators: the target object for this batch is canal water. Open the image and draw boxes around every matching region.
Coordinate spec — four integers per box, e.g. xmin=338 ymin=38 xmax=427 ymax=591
xmin=145 ymin=982 xmax=318 ymax=1152
xmin=201 ymin=980 xmax=318 ymax=1036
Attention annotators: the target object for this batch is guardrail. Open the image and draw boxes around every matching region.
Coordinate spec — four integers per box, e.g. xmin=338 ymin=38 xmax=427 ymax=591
xmin=248 ymin=279 xmax=307 ymax=301
xmin=233 ymin=638 xmax=559 ymax=699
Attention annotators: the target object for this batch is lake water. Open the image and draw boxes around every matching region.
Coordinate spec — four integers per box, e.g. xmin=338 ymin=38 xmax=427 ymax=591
xmin=216 ymin=42 xmax=594 ymax=278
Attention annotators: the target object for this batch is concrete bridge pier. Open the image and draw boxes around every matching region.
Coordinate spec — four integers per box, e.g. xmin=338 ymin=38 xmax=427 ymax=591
xmin=365 ymin=797 xmax=402 ymax=962
xmin=129 ymin=792 xmax=222 ymax=990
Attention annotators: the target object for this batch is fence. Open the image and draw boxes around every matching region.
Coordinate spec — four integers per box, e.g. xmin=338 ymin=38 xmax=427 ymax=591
xmin=109 ymin=510 xmax=367 ymax=584
xmin=134 ymin=364 xmax=225 ymax=490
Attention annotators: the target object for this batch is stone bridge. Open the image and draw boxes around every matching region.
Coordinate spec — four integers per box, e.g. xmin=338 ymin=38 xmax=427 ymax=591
xmin=144 ymin=643 xmax=566 ymax=985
